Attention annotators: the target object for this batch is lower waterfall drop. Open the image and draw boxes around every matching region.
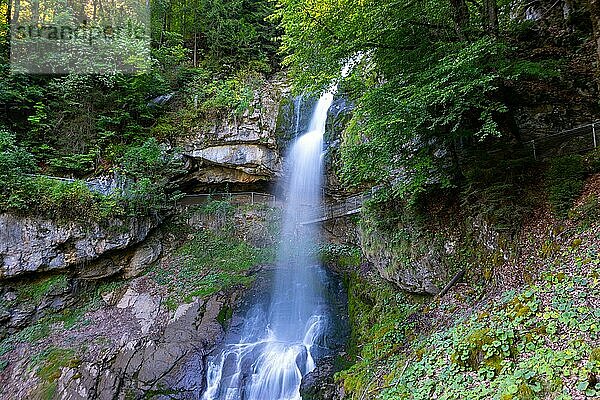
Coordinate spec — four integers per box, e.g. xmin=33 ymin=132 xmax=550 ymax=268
xmin=200 ymin=90 xmax=337 ymax=400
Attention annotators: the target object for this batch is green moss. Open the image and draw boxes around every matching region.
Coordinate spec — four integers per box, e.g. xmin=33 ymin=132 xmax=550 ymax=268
xmin=318 ymin=243 xmax=361 ymax=269
xmin=451 ymin=328 xmax=494 ymax=370
xmin=31 ymin=346 xmax=80 ymax=400
xmin=17 ymin=274 xmax=69 ymax=304
xmin=337 ymin=271 xmax=422 ymax=397
xmin=151 ymin=203 xmax=276 ymax=308
xmin=216 ymin=304 xmax=233 ymax=327
xmin=546 ymin=155 xmax=586 ymax=217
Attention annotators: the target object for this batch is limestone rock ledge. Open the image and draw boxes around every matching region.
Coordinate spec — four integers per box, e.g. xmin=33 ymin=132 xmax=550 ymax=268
xmin=178 ymin=75 xmax=288 ymax=189
xmin=0 ymin=213 xmax=158 ymax=280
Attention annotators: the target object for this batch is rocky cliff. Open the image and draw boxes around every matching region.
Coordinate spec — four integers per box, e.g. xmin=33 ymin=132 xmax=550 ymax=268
xmin=0 ymin=201 xmax=280 ymax=399
xmin=0 ymin=214 xmax=159 ymax=280
xmin=177 ymin=76 xmax=289 ymax=192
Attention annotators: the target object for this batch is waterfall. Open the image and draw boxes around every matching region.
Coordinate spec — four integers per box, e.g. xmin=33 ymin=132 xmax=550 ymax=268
xmin=200 ymin=88 xmax=336 ymax=400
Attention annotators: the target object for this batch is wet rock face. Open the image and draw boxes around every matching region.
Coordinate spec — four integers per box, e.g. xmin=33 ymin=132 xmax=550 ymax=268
xmin=300 ymin=357 xmax=344 ymax=400
xmin=0 ymin=213 xmax=158 ymax=280
xmin=360 ymin=225 xmax=446 ymax=295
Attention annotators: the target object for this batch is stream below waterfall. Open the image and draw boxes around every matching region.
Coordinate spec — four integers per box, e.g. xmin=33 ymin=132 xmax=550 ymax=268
xmin=200 ymin=88 xmax=347 ymax=400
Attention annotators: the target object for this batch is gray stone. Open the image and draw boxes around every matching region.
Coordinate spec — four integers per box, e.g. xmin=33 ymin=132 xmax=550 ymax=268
xmin=124 ymin=235 xmax=162 ymax=278
xmin=177 ymin=75 xmax=288 ymax=187
xmin=0 ymin=214 xmax=158 ymax=280
xmin=360 ymin=225 xmax=444 ymax=294
xmin=300 ymin=357 xmax=344 ymax=400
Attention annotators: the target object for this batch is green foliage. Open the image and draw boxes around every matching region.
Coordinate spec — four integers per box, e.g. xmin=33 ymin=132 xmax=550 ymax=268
xmin=33 ymin=346 xmax=79 ymax=382
xmin=339 ymin=38 xmax=509 ymax=196
xmin=275 ymin=0 xmax=564 ymax=199
xmin=151 ymin=203 xmax=276 ymax=308
xmin=0 ymin=127 xmax=122 ymax=220
xmin=3 ymin=176 xmax=123 ymax=222
xmin=200 ymin=200 xmax=236 ymax=216
xmin=0 ymin=137 xmax=182 ymax=220
xmin=154 ymin=229 xmax=267 ymax=304
xmin=338 ymin=224 xmax=600 ymax=400
xmin=586 ymin=147 xmax=600 ymax=173
xmin=546 ymin=155 xmax=586 ymax=217
xmin=118 ymin=137 xmax=184 ymax=215
xmin=0 ymin=128 xmax=37 ymax=209
xmin=178 ymin=69 xmax=265 ymax=119
xmin=336 ymin=273 xmax=421 ymax=393
xmin=0 ymin=0 xmax=279 ymax=221
xmin=318 ymin=243 xmax=361 ymax=269
xmin=9 ymin=320 xmax=52 ymax=344
xmin=152 ymin=0 xmax=279 ymax=72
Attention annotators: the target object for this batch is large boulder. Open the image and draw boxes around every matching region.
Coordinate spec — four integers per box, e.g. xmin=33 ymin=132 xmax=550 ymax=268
xmin=189 ymin=144 xmax=281 ymax=179
xmin=300 ymin=357 xmax=344 ymax=400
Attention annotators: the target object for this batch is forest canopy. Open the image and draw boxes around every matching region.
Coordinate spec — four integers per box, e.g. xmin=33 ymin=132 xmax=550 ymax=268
xmin=0 ymin=0 xmax=599 ymax=210
xmin=274 ymin=0 xmax=595 ymax=200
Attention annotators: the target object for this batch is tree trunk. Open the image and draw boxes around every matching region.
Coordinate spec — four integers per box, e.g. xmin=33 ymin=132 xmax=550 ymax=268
xmin=11 ymin=0 xmax=20 ymax=24
xmin=449 ymin=0 xmax=470 ymax=40
xmin=588 ymin=0 xmax=600 ymax=86
xmin=32 ymin=0 xmax=39 ymax=24
xmin=5 ymin=0 xmax=12 ymax=63
xmin=193 ymin=32 xmax=197 ymax=67
xmin=483 ymin=0 xmax=499 ymax=36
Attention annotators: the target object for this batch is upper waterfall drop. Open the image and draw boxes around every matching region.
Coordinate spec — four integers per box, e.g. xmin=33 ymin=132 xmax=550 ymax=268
xmin=307 ymin=91 xmax=335 ymax=134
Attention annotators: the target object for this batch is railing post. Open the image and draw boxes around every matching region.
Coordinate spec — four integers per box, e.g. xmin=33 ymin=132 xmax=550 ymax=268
xmin=251 ymin=192 xmax=254 ymax=205
xmin=532 ymin=140 xmax=537 ymax=161
xmin=593 ymin=122 xmax=597 ymax=148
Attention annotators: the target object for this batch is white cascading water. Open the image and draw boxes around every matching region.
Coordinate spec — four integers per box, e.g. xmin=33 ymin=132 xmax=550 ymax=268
xmin=201 ymin=89 xmax=336 ymax=400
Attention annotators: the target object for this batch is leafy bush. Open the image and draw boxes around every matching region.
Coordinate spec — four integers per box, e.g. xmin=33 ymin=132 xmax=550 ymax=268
xmin=318 ymin=243 xmax=362 ymax=268
xmin=546 ymin=155 xmax=586 ymax=217
xmin=118 ymin=138 xmax=184 ymax=215
xmin=0 ymin=135 xmax=182 ymax=220
xmin=0 ymin=129 xmax=37 ymax=210
xmin=179 ymin=69 xmax=265 ymax=118
xmin=19 ymin=177 xmax=122 ymax=222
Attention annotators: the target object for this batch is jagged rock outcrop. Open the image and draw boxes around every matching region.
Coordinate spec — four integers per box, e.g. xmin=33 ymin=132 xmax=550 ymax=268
xmin=59 ymin=293 xmax=226 ymax=399
xmin=0 ymin=277 xmax=232 ymax=400
xmin=359 ymin=224 xmax=447 ymax=295
xmin=187 ymin=144 xmax=281 ymax=185
xmin=178 ymin=76 xmax=288 ymax=189
xmin=300 ymin=357 xmax=344 ymax=400
xmin=0 ymin=214 xmax=158 ymax=280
